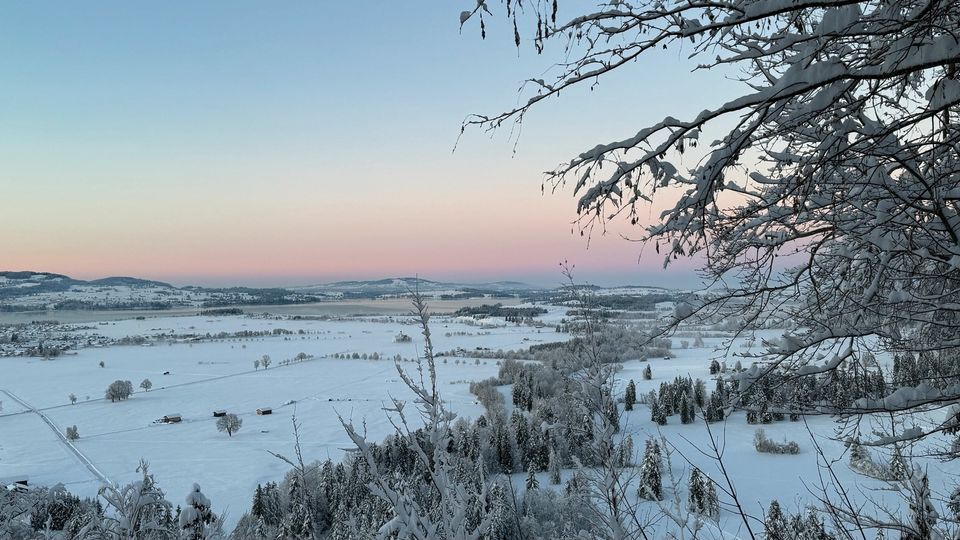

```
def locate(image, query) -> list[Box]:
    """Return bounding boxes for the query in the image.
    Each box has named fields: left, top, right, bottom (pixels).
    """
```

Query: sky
left=0, top=2, right=741, bottom=289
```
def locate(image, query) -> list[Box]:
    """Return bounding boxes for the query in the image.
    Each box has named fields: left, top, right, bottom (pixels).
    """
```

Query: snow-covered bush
left=79, top=460, right=176, bottom=538
left=753, top=429, right=799, bottom=455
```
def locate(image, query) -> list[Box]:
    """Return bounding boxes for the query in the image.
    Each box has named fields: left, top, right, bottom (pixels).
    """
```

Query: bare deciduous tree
left=216, top=413, right=242, bottom=437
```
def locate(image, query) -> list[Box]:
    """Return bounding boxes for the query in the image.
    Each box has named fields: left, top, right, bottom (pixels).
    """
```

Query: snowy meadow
left=4, top=298, right=956, bottom=538
left=0, top=307, right=556, bottom=529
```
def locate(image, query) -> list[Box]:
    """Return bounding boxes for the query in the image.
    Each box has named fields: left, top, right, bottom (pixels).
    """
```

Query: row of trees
left=101, top=378, right=153, bottom=402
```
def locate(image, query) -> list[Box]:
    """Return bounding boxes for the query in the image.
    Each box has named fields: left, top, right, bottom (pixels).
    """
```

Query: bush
left=753, top=429, right=799, bottom=454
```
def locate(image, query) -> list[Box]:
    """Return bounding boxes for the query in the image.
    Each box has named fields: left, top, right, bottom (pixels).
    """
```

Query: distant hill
left=87, top=276, right=174, bottom=288
left=292, top=277, right=540, bottom=298
left=0, top=271, right=680, bottom=312
left=0, top=271, right=322, bottom=311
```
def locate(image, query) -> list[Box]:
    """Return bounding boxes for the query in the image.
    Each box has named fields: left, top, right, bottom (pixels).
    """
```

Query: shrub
left=753, top=429, right=799, bottom=454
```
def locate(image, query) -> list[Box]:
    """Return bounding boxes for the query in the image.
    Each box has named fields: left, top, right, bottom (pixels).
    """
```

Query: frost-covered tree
left=278, top=474, right=313, bottom=540
left=65, top=425, right=79, bottom=441
left=216, top=413, right=242, bottom=437
left=638, top=440, right=662, bottom=501
left=140, top=378, right=152, bottom=392
left=68, top=393, right=77, bottom=405
left=105, top=380, right=133, bottom=402
left=890, top=446, right=909, bottom=481
left=461, top=0, right=960, bottom=448
left=617, top=435, right=634, bottom=468
left=642, top=365, right=651, bottom=381
left=687, top=468, right=706, bottom=516
left=709, top=360, right=721, bottom=376
left=547, top=448, right=561, bottom=485
left=764, top=500, right=789, bottom=540
left=260, top=355, right=271, bottom=369
left=79, top=460, right=175, bottom=538
left=623, top=379, right=636, bottom=411
left=651, top=398, right=667, bottom=426
left=703, top=479, right=719, bottom=520
left=179, top=483, right=218, bottom=540
left=680, top=393, right=693, bottom=425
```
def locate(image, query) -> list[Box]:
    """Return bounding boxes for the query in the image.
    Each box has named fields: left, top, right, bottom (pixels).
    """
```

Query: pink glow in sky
left=0, top=2, right=733, bottom=288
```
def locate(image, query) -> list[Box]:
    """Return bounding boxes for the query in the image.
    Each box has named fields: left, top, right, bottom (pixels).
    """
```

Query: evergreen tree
left=688, top=468, right=706, bottom=515
left=704, top=479, right=719, bottom=519
left=643, top=364, right=652, bottom=380
left=525, top=466, right=539, bottom=491
left=624, top=379, right=636, bottom=411
left=759, top=393, right=773, bottom=424
left=253, top=516, right=268, bottom=540
left=548, top=448, right=561, bottom=485
left=704, top=401, right=715, bottom=423
left=262, top=482, right=282, bottom=526
left=496, top=426, right=515, bottom=472
left=680, top=393, right=693, bottom=424
left=280, top=475, right=314, bottom=540
left=178, top=483, right=215, bottom=540
left=651, top=399, right=667, bottom=426
left=849, top=438, right=869, bottom=466
left=658, top=382, right=673, bottom=415
left=605, top=399, right=620, bottom=433
left=618, top=435, right=634, bottom=467
left=489, top=482, right=515, bottom=540
left=694, top=379, right=706, bottom=408
left=764, top=500, right=789, bottom=540
left=890, top=446, right=908, bottom=481
left=638, top=440, right=663, bottom=501
left=251, top=484, right=265, bottom=520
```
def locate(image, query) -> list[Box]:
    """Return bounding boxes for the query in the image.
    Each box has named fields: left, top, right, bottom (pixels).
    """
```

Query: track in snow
left=0, top=388, right=111, bottom=486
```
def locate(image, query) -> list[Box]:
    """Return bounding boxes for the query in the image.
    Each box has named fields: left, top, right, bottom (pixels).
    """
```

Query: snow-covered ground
left=2, top=308, right=954, bottom=534
left=0, top=312, right=560, bottom=528
left=585, top=334, right=958, bottom=535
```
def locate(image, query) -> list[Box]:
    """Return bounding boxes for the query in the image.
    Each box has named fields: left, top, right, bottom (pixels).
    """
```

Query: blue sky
left=0, top=1, right=740, bottom=288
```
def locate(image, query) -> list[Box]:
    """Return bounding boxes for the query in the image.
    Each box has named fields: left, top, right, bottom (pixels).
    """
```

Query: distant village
left=0, top=319, right=318, bottom=358
left=0, top=321, right=112, bottom=358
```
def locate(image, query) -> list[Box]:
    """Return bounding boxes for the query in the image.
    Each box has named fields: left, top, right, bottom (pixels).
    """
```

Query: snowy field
left=0, top=310, right=560, bottom=527
left=2, top=307, right=955, bottom=535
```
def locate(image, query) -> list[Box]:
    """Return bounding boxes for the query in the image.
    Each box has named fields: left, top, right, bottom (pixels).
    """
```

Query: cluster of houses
left=0, top=322, right=113, bottom=357
left=157, top=407, right=272, bottom=424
